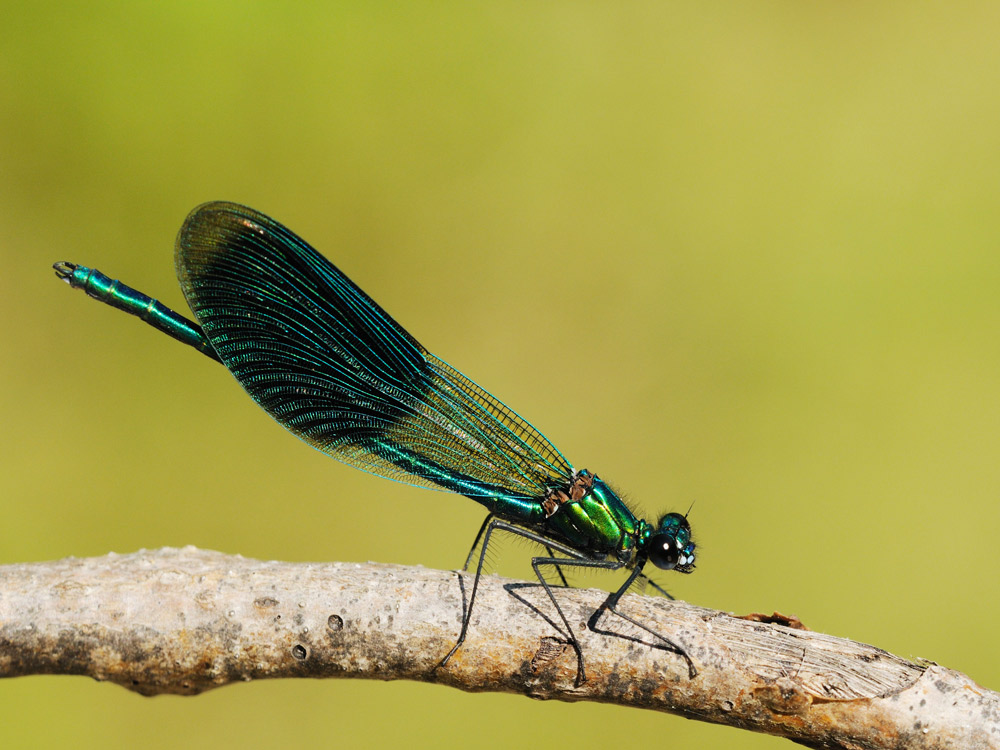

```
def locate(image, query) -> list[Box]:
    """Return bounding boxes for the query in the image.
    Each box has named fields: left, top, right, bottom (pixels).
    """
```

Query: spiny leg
left=443, top=520, right=696, bottom=683
left=639, top=574, right=674, bottom=600
left=441, top=518, right=598, bottom=681
left=463, top=515, right=568, bottom=587
left=597, top=565, right=697, bottom=678
left=442, top=517, right=521, bottom=668
left=488, top=521, right=626, bottom=684
left=544, top=546, right=570, bottom=588
left=526, top=552, right=629, bottom=685
left=462, top=514, right=494, bottom=571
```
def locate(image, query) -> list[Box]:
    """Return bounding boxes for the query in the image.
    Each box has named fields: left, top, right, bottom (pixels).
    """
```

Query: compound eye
left=648, top=534, right=680, bottom=570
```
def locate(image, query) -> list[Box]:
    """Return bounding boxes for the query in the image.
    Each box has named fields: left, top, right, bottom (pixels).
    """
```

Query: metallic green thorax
left=543, top=475, right=643, bottom=560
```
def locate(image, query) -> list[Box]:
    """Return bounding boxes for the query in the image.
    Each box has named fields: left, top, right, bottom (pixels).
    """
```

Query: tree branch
left=0, top=548, right=994, bottom=748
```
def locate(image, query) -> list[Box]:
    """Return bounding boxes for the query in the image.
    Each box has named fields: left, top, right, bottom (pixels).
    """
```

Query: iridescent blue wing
left=175, top=202, right=572, bottom=499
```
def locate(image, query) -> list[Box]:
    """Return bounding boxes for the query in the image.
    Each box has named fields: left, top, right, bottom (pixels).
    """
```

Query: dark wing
left=175, top=202, right=572, bottom=499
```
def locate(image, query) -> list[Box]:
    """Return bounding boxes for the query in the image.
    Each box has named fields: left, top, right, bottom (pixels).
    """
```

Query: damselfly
left=54, top=201, right=697, bottom=683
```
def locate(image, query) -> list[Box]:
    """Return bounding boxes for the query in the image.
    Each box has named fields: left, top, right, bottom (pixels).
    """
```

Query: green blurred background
left=3, top=2, right=998, bottom=748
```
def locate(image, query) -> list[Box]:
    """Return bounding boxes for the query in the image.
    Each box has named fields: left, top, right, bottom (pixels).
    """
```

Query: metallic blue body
left=54, top=201, right=698, bottom=682
left=58, top=203, right=695, bottom=566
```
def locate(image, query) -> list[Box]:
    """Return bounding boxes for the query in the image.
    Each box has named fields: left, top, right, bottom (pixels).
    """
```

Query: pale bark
left=0, top=548, right=995, bottom=749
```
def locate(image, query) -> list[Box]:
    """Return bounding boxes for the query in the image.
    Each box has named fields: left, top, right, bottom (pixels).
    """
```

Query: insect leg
left=441, top=516, right=509, bottom=668
left=527, top=551, right=625, bottom=685
left=599, top=566, right=697, bottom=678
left=440, top=519, right=600, bottom=682
left=462, top=514, right=494, bottom=571
left=545, top=545, right=570, bottom=587
left=639, top=575, right=674, bottom=600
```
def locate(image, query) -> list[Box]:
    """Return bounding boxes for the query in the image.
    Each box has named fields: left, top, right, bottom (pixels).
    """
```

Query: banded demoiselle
left=53, top=201, right=697, bottom=683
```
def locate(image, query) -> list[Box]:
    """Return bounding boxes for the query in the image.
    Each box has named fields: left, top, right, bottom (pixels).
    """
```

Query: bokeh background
left=3, top=3, right=999, bottom=748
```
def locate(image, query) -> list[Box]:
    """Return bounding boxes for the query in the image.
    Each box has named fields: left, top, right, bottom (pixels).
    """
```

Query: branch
left=0, top=548, right=994, bottom=748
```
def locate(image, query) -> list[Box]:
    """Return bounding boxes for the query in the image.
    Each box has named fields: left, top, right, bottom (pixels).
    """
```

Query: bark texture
left=0, top=548, right=996, bottom=749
